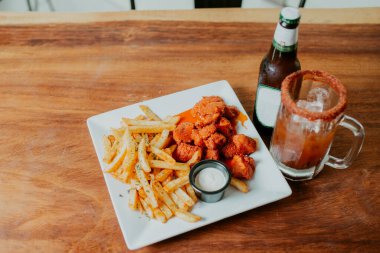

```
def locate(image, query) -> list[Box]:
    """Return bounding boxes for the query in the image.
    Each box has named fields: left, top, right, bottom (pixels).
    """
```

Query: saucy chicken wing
left=191, top=96, right=226, bottom=126
left=191, top=129, right=205, bottom=148
left=174, top=143, right=202, bottom=162
left=199, top=124, right=217, bottom=139
left=216, top=117, right=234, bottom=137
left=173, top=122, right=194, bottom=144
left=222, top=134, right=257, bottom=158
left=224, top=105, right=239, bottom=120
left=229, top=155, right=255, bottom=180
left=204, top=149, right=220, bottom=160
left=204, top=133, right=227, bottom=150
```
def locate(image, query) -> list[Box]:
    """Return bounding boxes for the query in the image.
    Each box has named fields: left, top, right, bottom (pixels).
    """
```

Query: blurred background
left=0, top=0, right=379, bottom=12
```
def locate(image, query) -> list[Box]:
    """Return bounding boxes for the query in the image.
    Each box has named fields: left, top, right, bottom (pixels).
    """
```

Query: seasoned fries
left=186, top=150, right=201, bottom=166
left=102, top=135, right=116, bottom=164
left=150, top=146, right=176, bottom=165
left=139, top=105, right=161, bottom=121
left=123, top=118, right=172, bottom=127
left=136, top=163, right=158, bottom=208
left=118, top=126, right=137, bottom=180
left=159, top=203, right=173, bottom=219
left=129, top=124, right=175, bottom=133
left=105, top=130, right=129, bottom=173
left=128, top=187, right=138, bottom=210
left=149, top=160, right=190, bottom=170
left=138, top=135, right=151, bottom=173
left=152, top=129, right=171, bottom=149
left=175, top=188, right=195, bottom=207
left=156, top=169, right=173, bottom=182
left=103, top=105, right=200, bottom=223
left=185, top=184, right=198, bottom=202
left=230, top=177, right=249, bottom=193
left=170, top=192, right=188, bottom=211
left=175, top=210, right=201, bottom=223
left=163, top=176, right=189, bottom=193
left=163, top=115, right=181, bottom=125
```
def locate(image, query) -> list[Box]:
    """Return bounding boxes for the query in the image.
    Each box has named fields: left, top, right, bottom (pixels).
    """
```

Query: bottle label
left=273, top=23, right=298, bottom=52
left=255, top=84, right=281, bottom=128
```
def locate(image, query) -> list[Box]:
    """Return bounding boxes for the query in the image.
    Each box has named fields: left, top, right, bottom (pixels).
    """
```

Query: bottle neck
left=269, top=44, right=298, bottom=61
left=272, top=22, right=299, bottom=54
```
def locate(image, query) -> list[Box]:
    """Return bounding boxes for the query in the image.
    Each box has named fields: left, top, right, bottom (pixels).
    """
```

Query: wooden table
left=0, top=8, right=379, bottom=253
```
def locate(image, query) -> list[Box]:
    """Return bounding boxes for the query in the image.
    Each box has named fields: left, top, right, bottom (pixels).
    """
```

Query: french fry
left=153, top=181, right=178, bottom=213
left=128, top=186, right=138, bottom=210
left=134, top=180, right=142, bottom=190
left=140, top=197, right=154, bottom=218
left=107, top=135, right=116, bottom=147
left=102, top=135, right=114, bottom=163
left=147, top=133, right=155, bottom=141
left=159, top=203, right=173, bottom=219
left=136, top=197, right=144, bottom=214
left=175, top=188, right=195, bottom=207
left=134, top=115, right=146, bottom=120
left=164, top=144, right=177, bottom=155
left=149, top=160, right=190, bottom=170
left=185, top=184, right=198, bottom=202
left=138, top=188, right=147, bottom=199
left=139, top=105, right=161, bottom=121
left=152, top=129, right=171, bottom=149
left=150, top=146, right=176, bottom=165
left=186, top=150, right=201, bottom=166
left=103, top=135, right=112, bottom=150
left=163, top=176, right=189, bottom=193
left=170, top=192, right=188, bottom=211
left=162, top=175, right=173, bottom=186
left=118, top=126, right=137, bottom=180
left=123, top=119, right=176, bottom=130
left=110, top=127, right=124, bottom=140
left=230, top=177, right=249, bottom=193
left=153, top=208, right=167, bottom=223
left=149, top=133, right=161, bottom=147
left=129, top=125, right=175, bottom=133
left=156, top=169, right=173, bottom=182
left=147, top=152, right=156, bottom=161
left=175, top=169, right=189, bottom=178
left=135, top=163, right=158, bottom=208
left=105, top=128, right=130, bottom=173
left=132, top=133, right=142, bottom=143
left=174, top=210, right=201, bottom=223
left=138, top=135, right=151, bottom=173
left=163, top=115, right=181, bottom=125
left=153, top=167, right=161, bottom=176
left=122, top=118, right=164, bottom=126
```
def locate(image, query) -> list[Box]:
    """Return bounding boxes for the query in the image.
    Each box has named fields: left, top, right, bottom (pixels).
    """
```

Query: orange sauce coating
left=177, top=108, right=248, bottom=127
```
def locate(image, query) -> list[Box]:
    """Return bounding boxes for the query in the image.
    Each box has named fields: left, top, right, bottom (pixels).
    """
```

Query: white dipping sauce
left=195, top=167, right=226, bottom=192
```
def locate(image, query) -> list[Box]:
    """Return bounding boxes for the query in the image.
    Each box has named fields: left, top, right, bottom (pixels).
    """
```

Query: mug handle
left=325, top=115, right=365, bottom=169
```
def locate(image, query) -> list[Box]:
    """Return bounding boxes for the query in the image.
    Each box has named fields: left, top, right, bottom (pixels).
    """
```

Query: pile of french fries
left=102, top=105, right=249, bottom=223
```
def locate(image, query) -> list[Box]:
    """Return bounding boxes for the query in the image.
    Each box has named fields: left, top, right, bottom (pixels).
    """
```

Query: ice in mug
left=269, top=70, right=364, bottom=181
left=271, top=87, right=337, bottom=170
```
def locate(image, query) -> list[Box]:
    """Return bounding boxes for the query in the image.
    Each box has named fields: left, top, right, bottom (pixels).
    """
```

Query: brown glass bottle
left=253, top=7, right=301, bottom=146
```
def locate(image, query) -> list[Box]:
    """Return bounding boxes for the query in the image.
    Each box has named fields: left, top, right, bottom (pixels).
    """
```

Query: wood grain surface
left=0, top=8, right=379, bottom=253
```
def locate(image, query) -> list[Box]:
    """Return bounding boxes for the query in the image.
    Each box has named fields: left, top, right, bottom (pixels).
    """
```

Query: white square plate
left=87, top=80, right=291, bottom=250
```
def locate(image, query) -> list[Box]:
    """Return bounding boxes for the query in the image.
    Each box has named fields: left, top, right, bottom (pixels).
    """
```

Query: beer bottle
left=253, top=7, right=301, bottom=145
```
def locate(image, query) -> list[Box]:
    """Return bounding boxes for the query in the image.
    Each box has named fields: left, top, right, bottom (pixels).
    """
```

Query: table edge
left=0, top=8, right=379, bottom=25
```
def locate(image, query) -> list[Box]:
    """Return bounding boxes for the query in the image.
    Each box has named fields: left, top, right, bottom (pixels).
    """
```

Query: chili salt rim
left=281, top=70, right=347, bottom=121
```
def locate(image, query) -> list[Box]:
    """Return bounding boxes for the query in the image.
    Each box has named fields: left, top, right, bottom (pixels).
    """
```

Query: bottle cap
left=280, top=7, right=301, bottom=25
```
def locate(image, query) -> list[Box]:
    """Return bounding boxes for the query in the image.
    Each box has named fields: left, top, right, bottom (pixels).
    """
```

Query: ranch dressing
left=195, top=167, right=226, bottom=192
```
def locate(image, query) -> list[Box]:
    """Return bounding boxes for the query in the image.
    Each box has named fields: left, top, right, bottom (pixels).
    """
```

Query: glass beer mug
left=270, top=70, right=365, bottom=181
